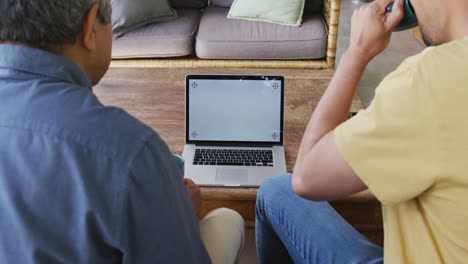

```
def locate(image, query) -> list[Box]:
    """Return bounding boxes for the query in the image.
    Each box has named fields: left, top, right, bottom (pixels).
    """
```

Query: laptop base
left=183, top=144, right=286, bottom=187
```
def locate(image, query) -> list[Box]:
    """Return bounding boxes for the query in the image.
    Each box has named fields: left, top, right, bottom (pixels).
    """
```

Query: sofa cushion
left=111, top=0, right=177, bottom=38
left=211, top=0, right=323, bottom=13
left=170, top=0, right=208, bottom=9
left=112, top=9, right=202, bottom=58
left=227, top=0, right=305, bottom=26
left=195, top=6, right=327, bottom=60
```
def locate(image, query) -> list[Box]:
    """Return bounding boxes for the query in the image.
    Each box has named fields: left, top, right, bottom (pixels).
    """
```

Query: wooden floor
left=94, top=66, right=383, bottom=247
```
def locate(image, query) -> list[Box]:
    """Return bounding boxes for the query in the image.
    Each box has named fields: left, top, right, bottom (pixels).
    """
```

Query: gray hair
left=0, top=0, right=111, bottom=49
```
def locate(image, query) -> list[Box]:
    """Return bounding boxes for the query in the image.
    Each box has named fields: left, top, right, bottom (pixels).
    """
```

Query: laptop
left=182, top=75, right=287, bottom=187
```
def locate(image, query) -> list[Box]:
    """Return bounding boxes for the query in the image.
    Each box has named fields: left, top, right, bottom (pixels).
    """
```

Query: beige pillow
left=227, top=0, right=305, bottom=26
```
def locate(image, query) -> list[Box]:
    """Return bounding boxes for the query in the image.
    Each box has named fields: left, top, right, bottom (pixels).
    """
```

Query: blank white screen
left=188, top=78, right=282, bottom=142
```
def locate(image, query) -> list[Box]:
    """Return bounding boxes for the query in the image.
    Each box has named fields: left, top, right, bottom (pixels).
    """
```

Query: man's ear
left=81, top=3, right=100, bottom=51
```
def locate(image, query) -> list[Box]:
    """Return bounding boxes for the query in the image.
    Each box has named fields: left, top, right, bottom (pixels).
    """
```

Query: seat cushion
left=112, top=9, right=202, bottom=58
left=195, top=6, right=327, bottom=60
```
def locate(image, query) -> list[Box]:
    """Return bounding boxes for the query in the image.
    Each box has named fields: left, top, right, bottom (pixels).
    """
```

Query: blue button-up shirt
left=0, top=44, right=210, bottom=263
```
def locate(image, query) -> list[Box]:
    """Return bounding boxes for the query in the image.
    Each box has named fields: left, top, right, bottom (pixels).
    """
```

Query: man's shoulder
left=1, top=72, right=162, bottom=165
left=377, top=38, right=468, bottom=101
left=401, top=38, right=468, bottom=76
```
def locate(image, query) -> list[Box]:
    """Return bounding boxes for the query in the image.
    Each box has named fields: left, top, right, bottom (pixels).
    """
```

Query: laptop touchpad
left=216, top=168, right=249, bottom=184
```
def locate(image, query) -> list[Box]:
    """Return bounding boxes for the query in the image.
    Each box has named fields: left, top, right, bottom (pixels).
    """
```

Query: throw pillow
left=227, top=0, right=305, bottom=26
left=111, top=0, right=177, bottom=38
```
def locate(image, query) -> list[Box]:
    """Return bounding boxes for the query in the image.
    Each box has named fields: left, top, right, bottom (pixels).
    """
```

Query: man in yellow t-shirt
left=256, top=0, right=468, bottom=263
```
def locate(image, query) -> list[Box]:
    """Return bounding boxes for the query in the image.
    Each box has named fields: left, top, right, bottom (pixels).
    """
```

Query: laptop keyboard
left=193, top=149, right=274, bottom=167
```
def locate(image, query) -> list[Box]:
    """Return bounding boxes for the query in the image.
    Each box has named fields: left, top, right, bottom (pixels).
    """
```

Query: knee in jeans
left=258, top=174, right=291, bottom=198
left=257, top=174, right=292, bottom=210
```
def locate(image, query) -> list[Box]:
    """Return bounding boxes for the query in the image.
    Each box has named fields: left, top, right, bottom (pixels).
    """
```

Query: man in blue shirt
left=0, top=0, right=244, bottom=263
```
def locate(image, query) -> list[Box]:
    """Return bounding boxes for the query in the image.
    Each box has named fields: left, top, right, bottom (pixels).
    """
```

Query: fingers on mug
left=386, top=0, right=418, bottom=31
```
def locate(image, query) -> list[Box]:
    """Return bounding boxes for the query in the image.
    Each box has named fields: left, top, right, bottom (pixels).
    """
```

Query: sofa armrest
left=323, top=0, right=341, bottom=69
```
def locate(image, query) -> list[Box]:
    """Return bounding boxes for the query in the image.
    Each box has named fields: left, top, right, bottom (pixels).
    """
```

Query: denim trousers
left=256, top=174, right=384, bottom=264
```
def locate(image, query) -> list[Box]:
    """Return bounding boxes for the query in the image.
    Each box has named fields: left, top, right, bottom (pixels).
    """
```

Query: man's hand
left=350, top=0, right=404, bottom=62
left=184, top=178, right=203, bottom=217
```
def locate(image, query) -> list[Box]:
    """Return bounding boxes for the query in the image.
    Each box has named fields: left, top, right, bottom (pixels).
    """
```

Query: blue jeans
left=256, top=174, right=383, bottom=264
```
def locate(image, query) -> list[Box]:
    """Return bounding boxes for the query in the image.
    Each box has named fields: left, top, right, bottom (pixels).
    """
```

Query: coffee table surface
left=94, top=67, right=376, bottom=202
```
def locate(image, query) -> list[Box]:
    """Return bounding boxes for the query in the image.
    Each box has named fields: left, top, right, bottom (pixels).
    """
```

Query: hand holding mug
left=349, top=0, right=405, bottom=62
left=386, top=0, right=418, bottom=32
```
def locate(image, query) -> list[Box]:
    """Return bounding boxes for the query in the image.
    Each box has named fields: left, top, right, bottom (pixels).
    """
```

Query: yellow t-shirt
left=335, top=36, right=468, bottom=263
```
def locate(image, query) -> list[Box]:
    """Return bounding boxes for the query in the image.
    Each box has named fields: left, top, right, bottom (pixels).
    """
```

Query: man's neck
left=446, top=2, right=468, bottom=41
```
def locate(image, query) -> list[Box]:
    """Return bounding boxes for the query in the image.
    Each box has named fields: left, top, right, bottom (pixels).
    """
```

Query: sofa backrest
left=304, top=0, right=323, bottom=13
left=209, top=0, right=232, bottom=8
left=210, top=0, right=323, bottom=13
left=170, top=0, right=208, bottom=9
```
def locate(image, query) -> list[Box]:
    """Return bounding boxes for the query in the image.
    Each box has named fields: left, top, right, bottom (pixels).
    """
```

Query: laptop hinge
left=194, top=142, right=277, bottom=148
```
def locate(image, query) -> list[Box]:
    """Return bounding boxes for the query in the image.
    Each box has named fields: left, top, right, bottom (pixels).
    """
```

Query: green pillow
left=227, top=0, right=305, bottom=26
left=111, top=0, right=177, bottom=38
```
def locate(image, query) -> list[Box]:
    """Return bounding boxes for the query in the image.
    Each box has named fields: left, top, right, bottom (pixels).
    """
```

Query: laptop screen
left=186, top=75, right=284, bottom=145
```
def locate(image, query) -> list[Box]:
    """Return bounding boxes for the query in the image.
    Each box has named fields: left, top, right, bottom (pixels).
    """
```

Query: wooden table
left=94, top=67, right=383, bottom=245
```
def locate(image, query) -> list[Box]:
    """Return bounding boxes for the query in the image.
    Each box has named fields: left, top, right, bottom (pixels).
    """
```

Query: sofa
left=111, top=0, right=341, bottom=69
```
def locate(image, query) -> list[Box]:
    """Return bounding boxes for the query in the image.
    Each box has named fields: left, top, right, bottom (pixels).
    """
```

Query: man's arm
left=185, top=178, right=203, bottom=218
left=292, top=0, right=405, bottom=201
left=119, top=135, right=210, bottom=263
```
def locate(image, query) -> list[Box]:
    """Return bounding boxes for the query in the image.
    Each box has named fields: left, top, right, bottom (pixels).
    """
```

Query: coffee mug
left=386, top=0, right=418, bottom=31
left=173, top=153, right=185, bottom=176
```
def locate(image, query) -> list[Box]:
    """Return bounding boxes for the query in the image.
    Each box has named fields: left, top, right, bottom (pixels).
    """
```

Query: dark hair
left=0, top=0, right=111, bottom=49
